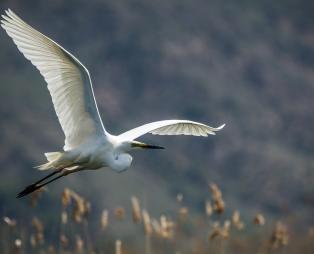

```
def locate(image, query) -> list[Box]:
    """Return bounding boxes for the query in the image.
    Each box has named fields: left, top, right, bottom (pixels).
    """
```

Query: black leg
left=15, top=170, right=59, bottom=198
left=32, top=170, right=60, bottom=186
left=17, top=171, right=66, bottom=198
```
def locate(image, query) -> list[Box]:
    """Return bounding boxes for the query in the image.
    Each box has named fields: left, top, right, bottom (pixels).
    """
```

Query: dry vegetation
left=2, top=183, right=313, bottom=254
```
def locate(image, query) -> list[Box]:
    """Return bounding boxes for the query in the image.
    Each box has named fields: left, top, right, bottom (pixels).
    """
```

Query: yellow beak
left=131, top=141, right=164, bottom=149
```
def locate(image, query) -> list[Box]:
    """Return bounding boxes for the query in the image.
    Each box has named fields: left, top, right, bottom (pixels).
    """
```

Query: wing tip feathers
left=216, top=123, right=226, bottom=130
left=1, top=9, right=13, bottom=25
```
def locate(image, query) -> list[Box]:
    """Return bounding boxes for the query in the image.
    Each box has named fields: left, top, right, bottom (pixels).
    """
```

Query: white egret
left=1, top=9, right=225, bottom=198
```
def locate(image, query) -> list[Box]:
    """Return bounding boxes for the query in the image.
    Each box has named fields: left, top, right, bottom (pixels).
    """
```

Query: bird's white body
left=46, top=134, right=133, bottom=173
left=1, top=9, right=225, bottom=196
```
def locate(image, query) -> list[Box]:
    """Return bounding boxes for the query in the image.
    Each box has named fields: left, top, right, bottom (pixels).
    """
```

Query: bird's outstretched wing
left=1, top=9, right=106, bottom=150
left=118, top=120, right=225, bottom=140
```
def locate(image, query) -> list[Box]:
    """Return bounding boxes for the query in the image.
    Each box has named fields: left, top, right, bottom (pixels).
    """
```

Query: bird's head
left=110, top=140, right=164, bottom=173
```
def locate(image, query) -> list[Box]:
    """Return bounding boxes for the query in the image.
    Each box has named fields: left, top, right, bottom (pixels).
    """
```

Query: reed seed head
left=131, top=196, right=142, bottom=223
left=114, top=207, right=125, bottom=220
left=253, top=213, right=265, bottom=226
left=205, top=200, right=213, bottom=217
left=115, top=239, right=122, bottom=254
left=178, top=207, right=189, bottom=219
left=142, top=209, right=153, bottom=236
left=61, top=211, right=68, bottom=225
left=75, top=235, right=84, bottom=254
left=232, top=210, right=245, bottom=230
left=269, top=221, right=289, bottom=249
left=176, top=193, right=183, bottom=203
left=32, top=217, right=43, bottom=232
left=31, top=217, right=44, bottom=245
left=65, top=189, right=91, bottom=223
left=61, top=188, right=71, bottom=208
left=209, top=221, right=230, bottom=240
left=14, top=238, right=22, bottom=251
left=101, top=209, right=109, bottom=231
left=210, top=183, right=225, bottom=214
left=3, top=216, right=16, bottom=227
left=160, top=215, right=175, bottom=239
left=152, top=218, right=162, bottom=237
left=60, top=234, right=69, bottom=249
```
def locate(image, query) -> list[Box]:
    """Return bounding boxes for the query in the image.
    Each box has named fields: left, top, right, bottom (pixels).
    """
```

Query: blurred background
left=0, top=0, right=313, bottom=253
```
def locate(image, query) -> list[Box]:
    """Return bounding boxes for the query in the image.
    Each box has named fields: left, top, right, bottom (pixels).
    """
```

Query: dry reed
left=131, top=196, right=142, bottom=223
left=101, top=209, right=109, bottom=231
left=210, top=183, right=225, bottom=214
left=115, top=239, right=122, bottom=254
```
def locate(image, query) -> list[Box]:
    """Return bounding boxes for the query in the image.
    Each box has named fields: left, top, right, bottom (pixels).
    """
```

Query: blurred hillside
left=0, top=0, right=314, bottom=232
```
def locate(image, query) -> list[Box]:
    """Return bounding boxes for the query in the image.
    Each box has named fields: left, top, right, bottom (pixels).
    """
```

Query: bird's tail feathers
left=45, top=152, right=63, bottom=162
left=35, top=152, right=63, bottom=170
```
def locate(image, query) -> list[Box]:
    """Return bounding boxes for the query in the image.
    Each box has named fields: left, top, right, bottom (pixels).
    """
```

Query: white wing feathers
left=1, top=9, right=106, bottom=150
left=119, top=120, right=225, bottom=141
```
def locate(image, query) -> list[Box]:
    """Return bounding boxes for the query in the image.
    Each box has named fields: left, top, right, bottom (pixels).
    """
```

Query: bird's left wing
left=1, top=9, right=107, bottom=150
left=118, top=120, right=225, bottom=141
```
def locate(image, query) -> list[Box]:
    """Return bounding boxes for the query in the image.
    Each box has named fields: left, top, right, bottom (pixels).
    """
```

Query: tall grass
left=1, top=183, right=313, bottom=254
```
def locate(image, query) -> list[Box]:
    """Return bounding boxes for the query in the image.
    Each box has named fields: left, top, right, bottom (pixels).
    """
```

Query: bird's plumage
left=1, top=9, right=106, bottom=151
left=1, top=9, right=225, bottom=198
left=119, top=120, right=225, bottom=140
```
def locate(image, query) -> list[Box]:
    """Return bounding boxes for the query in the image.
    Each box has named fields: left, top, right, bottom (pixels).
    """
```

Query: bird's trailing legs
left=17, top=168, right=67, bottom=198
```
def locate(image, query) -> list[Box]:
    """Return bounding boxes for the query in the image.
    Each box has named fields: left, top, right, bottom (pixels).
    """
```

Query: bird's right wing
left=118, top=120, right=225, bottom=141
left=1, top=9, right=107, bottom=150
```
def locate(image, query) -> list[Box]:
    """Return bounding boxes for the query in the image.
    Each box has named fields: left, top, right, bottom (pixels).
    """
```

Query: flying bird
left=1, top=9, right=225, bottom=198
